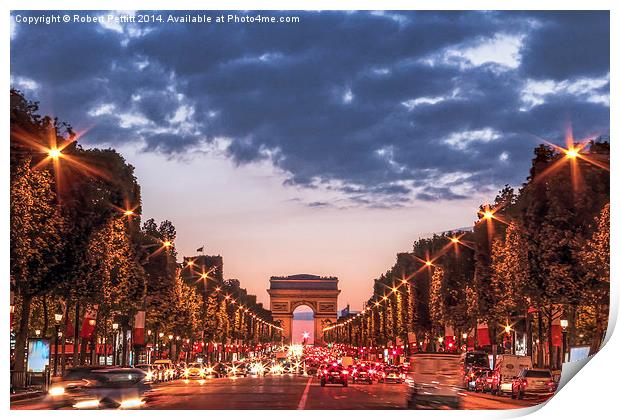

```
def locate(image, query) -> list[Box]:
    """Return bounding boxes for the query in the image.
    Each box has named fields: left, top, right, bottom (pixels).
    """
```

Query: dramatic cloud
left=10, top=10, right=609, bottom=206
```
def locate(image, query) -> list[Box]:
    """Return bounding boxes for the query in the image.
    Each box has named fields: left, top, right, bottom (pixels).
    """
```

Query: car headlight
left=120, top=398, right=145, bottom=409
left=73, top=399, right=100, bottom=409
left=49, top=386, right=65, bottom=396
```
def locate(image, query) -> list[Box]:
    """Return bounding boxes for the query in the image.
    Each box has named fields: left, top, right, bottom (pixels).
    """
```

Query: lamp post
left=462, top=332, right=468, bottom=352
left=168, top=334, right=174, bottom=360
left=147, top=330, right=152, bottom=363
left=158, top=332, right=164, bottom=358
left=560, top=319, right=569, bottom=364
left=53, top=312, right=63, bottom=376
left=504, top=325, right=514, bottom=354
left=112, top=323, right=119, bottom=365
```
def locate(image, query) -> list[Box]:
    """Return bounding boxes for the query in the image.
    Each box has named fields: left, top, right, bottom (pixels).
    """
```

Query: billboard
left=27, top=338, right=50, bottom=373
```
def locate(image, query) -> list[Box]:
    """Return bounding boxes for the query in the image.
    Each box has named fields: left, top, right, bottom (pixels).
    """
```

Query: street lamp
left=53, top=312, right=63, bottom=376
left=560, top=319, right=569, bottom=364
left=35, top=329, right=41, bottom=337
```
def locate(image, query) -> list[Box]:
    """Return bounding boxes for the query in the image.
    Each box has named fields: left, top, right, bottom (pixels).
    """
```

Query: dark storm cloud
left=10, top=10, right=610, bottom=205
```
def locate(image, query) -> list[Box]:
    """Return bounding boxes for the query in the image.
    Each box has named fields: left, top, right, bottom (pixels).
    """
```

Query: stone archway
left=267, top=274, right=340, bottom=345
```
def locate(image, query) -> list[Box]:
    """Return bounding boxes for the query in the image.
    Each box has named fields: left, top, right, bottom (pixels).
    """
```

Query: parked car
left=491, top=355, right=533, bottom=396
left=319, top=363, right=349, bottom=387
left=511, top=368, right=556, bottom=399
left=475, top=370, right=494, bottom=393
left=406, top=353, right=462, bottom=409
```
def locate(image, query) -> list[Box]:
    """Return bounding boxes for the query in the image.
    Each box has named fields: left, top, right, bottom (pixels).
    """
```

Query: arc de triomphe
left=267, top=274, right=340, bottom=345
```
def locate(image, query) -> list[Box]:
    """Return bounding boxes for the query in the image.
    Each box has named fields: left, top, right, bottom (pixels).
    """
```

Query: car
left=475, top=370, right=494, bottom=393
left=47, top=367, right=151, bottom=409
left=381, top=366, right=405, bottom=384
left=369, top=363, right=384, bottom=381
left=464, top=366, right=490, bottom=391
left=351, top=364, right=373, bottom=384
left=175, top=362, right=187, bottom=377
left=406, top=353, right=462, bottom=409
left=319, top=363, right=349, bottom=387
left=491, top=355, right=533, bottom=396
left=153, top=360, right=177, bottom=381
left=227, top=363, right=248, bottom=377
left=466, top=367, right=490, bottom=391
left=134, top=364, right=160, bottom=384
left=183, top=362, right=206, bottom=379
left=206, top=363, right=229, bottom=378
left=511, top=368, right=556, bottom=400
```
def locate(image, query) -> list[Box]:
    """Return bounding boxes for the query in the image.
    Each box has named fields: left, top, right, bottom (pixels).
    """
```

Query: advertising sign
left=27, top=338, right=50, bottom=373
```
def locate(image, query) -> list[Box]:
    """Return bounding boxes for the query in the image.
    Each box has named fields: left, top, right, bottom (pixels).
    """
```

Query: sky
left=10, top=11, right=610, bottom=310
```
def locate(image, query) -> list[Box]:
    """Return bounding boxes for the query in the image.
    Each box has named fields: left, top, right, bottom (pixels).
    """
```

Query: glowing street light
left=425, top=260, right=433, bottom=267
left=48, top=148, right=62, bottom=159
left=565, top=148, right=579, bottom=159
left=162, top=240, right=172, bottom=248
left=504, top=325, right=512, bottom=334
left=450, top=237, right=460, bottom=244
left=123, top=209, right=135, bottom=216
left=302, top=332, right=310, bottom=339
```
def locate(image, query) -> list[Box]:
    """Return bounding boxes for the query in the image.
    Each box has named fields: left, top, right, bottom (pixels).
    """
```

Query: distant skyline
left=10, top=11, right=609, bottom=310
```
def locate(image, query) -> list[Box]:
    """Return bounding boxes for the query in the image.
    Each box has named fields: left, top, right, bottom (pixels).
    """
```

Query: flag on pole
left=196, top=246, right=204, bottom=253
left=133, top=310, right=146, bottom=345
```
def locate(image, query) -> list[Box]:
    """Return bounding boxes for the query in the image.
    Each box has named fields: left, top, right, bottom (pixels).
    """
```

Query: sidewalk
left=10, top=389, right=46, bottom=402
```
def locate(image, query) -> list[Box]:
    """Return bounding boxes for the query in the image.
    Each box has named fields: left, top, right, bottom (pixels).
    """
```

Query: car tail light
left=323, top=370, right=328, bottom=374
left=382, top=372, right=386, bottom=377
left=400, top=374, right=405, bottom=379
left=342, top=370, right=349, bottom=375
left=522, top=380, right=528, bottom=388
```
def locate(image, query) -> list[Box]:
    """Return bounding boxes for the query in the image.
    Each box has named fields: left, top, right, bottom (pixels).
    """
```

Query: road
left=11, top=375, right=549, bottom=410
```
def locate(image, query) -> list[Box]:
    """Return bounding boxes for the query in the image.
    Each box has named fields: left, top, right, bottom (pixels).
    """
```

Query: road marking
left=297, top=377, right=312, bottom=410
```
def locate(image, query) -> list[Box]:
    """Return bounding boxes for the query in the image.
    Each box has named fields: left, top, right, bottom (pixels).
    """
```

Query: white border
left=2, top=2, right=617, bottom=420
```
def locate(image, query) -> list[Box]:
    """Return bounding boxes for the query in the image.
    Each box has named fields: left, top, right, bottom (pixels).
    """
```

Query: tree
left=10, top=159, right=65, bottom=372
left=578, top=203, right=610, bottom=354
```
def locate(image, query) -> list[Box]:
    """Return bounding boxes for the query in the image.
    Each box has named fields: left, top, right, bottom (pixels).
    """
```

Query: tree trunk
left=526, top=310, right=533, bottom=358
left=79, top=337, right=87, bottom=365
left=73, top=300, right=80, bottom=367
left=42, top=295, right=49, bottom=339
left=13, top=294, right=33, bottom=373
left=547, top=308, right=554, bottom=369
left=589, top=304, right=605, bottom=356
left=60, top=296, right=71, bottom=375
left=537, top=311, right=544, bottom=367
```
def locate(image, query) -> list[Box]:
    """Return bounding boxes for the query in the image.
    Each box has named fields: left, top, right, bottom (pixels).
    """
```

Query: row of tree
left=10, top=89, right=280, bottom=373
left=325, top=138, right=609, bottom=368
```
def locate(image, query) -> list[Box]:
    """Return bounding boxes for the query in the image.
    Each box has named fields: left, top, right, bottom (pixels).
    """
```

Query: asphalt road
left=11, top=375, right=550, bottom=410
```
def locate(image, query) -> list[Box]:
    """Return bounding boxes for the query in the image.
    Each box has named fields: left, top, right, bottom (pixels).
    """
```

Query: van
left=491, top=355, right=532, bottom=395
left=406, top=353, right=462, bottom=409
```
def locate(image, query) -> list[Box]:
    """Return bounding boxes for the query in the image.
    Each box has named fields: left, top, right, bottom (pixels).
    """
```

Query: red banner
left=64, top=318, right=75, bottom=338
left=133, top=311, right=146, bottom=345
left=477, top=323, right=491, bottom=346
left=80, top=305, right=98, bottom=339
